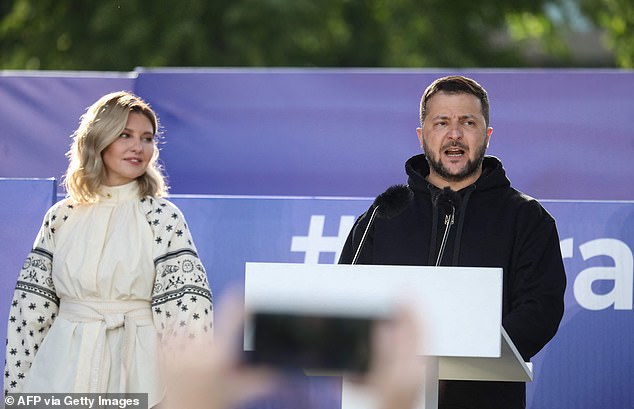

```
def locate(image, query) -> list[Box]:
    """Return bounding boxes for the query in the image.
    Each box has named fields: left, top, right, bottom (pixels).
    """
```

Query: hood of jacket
left=401, top=154, right=513, bottom=266
left=405, top=154, right=511, bottom=195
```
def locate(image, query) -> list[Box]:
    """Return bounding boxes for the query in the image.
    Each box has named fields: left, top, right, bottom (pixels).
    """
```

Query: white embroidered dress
left=5, top=182, right=213, bottom=407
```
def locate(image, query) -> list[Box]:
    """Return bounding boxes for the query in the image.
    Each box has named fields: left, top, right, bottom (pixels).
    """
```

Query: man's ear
left=416, top=128, right=424, bottom=148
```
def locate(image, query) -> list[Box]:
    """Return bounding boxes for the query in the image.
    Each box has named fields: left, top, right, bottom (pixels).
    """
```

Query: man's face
left=417, top=91, right=493, bottom=188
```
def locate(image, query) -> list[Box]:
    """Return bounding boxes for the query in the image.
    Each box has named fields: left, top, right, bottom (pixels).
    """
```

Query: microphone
left=374, top=184, right=415, bottom=220
left=351, top=185, right=413, bottom=264
left=432, top=186, right=461, bottom=215
left=432, top=187, right=461, bottom=266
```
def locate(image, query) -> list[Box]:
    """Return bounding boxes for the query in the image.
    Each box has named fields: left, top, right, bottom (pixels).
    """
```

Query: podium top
left=244, top=262, right=503, bottom=359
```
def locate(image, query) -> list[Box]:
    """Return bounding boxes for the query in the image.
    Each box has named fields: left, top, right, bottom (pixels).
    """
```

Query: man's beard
left=423, top=140, right=487, bottom=183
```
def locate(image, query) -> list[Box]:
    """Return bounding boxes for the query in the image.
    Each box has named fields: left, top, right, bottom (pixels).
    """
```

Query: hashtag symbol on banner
left=291, top=215, right=356, bottom=264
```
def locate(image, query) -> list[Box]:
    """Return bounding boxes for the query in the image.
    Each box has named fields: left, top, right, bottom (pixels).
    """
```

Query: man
left=339, top=75, right=566, bottom=409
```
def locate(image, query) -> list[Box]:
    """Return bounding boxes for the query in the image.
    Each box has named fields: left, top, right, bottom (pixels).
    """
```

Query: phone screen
left=247, top=312, right=375, bottom=373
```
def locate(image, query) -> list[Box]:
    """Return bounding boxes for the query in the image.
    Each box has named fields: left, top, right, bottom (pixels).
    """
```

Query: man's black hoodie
left=339, top=154, right=566, bottom=409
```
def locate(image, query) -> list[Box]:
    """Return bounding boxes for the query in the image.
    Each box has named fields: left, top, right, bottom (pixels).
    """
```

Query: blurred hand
left=348, top=304, right=426, bottom=409
left=161, top=293, right=425, bottom=409
left=160, top=289, right=279, bottom=409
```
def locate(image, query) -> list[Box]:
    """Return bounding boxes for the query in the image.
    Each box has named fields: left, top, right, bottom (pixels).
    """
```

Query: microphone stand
left=435, top=206, right=455, bottom=266
left=351, top=205, right=381, bottom=265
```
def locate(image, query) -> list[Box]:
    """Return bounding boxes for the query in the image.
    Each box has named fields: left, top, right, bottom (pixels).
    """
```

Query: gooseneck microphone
left=432, top=187, right=462, bottom=266
left=351, top=184, right=414, bottom=265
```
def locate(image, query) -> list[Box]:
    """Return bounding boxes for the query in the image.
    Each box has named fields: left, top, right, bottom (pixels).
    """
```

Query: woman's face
left=102, top=112, right=155, bottom=186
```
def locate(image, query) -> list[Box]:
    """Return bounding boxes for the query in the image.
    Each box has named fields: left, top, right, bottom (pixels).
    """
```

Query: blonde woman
left=4, top=91, right=213, bottom=407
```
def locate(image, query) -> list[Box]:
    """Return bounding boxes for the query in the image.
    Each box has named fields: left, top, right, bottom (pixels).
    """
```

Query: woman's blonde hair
left=63, top=91, right=168, bottom=203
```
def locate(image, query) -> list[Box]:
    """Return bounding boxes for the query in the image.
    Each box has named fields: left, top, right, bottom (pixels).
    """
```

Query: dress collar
left=98, top=181, right=140, bottom=203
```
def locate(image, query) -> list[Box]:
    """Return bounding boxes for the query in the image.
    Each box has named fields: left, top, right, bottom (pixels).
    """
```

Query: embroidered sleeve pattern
left=143, top=198, right=213, bottom=343
left=4, top=202, right=72, bottom=395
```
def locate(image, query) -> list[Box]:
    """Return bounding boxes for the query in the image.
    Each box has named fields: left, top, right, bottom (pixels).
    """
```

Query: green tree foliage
left=0, top=0, right=629, bottom=70
left=580, top=0, right=634, bottom=67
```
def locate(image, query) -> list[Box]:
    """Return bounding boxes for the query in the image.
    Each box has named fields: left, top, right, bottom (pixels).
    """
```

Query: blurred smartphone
left=245, top=311, right=377, bottom=374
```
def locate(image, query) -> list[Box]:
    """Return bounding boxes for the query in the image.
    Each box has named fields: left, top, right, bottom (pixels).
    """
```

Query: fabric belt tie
left=58, top=299, right=153, bottom=393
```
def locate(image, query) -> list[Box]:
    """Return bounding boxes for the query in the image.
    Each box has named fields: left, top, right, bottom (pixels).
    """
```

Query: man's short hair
left=420, top=75, right=490, bottom=127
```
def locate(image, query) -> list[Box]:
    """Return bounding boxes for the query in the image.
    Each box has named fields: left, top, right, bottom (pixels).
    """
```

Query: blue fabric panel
left=0, top=178, right=57, bottom=353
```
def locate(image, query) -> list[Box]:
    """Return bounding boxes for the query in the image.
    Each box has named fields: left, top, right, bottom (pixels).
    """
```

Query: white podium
left=244, top=262, right=532, bottom=409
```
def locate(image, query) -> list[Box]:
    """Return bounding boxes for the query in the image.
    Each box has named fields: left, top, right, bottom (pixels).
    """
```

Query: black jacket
left=339, top=154, right=566, bottom=409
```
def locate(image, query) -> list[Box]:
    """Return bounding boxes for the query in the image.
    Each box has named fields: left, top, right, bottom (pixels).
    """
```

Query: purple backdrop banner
left=0, top=73, right=136, bottom=186
left=1, top=69, right=633, bottom=199
left=2, top=178, right=632, bottom=409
